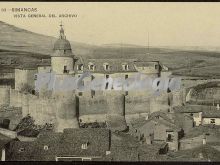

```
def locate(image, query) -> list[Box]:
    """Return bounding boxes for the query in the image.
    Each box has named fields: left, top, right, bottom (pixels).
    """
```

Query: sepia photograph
left=0, top=2, right=220, bottom=162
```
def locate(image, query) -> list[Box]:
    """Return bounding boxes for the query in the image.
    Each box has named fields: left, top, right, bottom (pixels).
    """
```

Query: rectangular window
left=167, top=134, right=173, bottom=142
left=34, top=74, right=37, bottom=80
left=155, top=64, right=159, bottom=70
left=63, top=66, right=69, bottom=73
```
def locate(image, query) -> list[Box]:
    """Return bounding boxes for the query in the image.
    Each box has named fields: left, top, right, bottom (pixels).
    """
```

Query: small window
left=90, top=65, right=94, bottom=70
left=106, top=75, right=109, bottom=79
left=81, top=142, right=89, bottom=150
left=44, top=145, right=49, bottom=150
left=34, top=74, right=37, bottom=80
left=63, top=66, right=69, bottom=73
left=125, top=75, right=128, bottom=79
left=125, top=64, right=129, bottom=70
left=167, top=134, right=173, bottom=142
left=122, top=64, right=129, bottom=71
left=77, top=64, right=83, bottom=71
left=155, top=64, right=159, bottom=70
left=19, top=148, right=25, bottom=152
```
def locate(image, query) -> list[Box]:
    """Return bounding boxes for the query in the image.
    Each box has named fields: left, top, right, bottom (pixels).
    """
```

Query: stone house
left=202, top=110, right=220, bottom=125
left=173, top=105, right=205, bottom=126
left=129, top=112, right=182, bottom=151
left=173, top=105, right=220, bottom=127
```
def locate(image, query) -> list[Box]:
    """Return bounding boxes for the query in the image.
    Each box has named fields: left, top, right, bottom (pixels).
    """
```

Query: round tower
left=51, top=23, right=74, bottom=74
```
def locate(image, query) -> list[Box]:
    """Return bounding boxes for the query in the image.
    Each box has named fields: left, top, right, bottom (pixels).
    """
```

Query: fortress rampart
left=0, top=85, right=188, bottom=132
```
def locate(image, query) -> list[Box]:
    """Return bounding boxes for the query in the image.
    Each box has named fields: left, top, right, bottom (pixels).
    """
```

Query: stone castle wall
left=78, top=91, right=125, bottom=123
left=2, top=87, right=179, bottom=132
left=149, top=92, right=170, bottom=113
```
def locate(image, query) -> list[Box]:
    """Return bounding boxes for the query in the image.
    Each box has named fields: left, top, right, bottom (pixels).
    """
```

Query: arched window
left=77, top=64, right=83, bottom=71
left=122, top=63, right=129, bottom=71
left=88, top=62, right=95, bottom=71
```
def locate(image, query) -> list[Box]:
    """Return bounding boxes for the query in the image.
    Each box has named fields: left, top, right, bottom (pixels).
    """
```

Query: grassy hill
left=0, top=21, right=97, bottom=56
left=0, top=21, right=220, bottom=78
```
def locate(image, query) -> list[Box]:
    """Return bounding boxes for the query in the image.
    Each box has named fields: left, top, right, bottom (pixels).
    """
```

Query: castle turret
left=51, top=23, right=74, bottom=74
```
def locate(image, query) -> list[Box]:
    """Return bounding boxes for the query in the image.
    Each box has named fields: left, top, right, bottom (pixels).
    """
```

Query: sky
left=1, top=2, right=220, bottom=47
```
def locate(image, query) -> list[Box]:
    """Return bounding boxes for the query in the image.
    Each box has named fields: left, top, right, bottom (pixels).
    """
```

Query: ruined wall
left=0, top=87, right=10, bottom=106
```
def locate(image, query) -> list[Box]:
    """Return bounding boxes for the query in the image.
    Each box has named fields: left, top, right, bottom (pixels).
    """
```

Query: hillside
left=0, top=21, right=97, bottom=56
left=0, top=21, right=220, bottom=78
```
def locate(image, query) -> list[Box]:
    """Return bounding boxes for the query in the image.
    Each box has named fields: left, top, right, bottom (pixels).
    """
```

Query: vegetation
left=15, top=115, right=54, bottom=137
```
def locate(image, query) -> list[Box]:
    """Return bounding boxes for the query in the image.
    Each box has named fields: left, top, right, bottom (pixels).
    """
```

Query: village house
left=173, top=105, right=220, bottom=127
left=202, top=110, right=220, bottom=125
left=129, top=111, right=183, bottom=151
left=179, top=125, right=220, bottom=150
left=167, top=144, right=220, bottom=161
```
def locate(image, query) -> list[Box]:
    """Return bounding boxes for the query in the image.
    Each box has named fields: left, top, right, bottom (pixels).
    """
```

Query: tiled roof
left=9, top=128, right=110, bottom=161
left=173, top=105, right=217, bottom=113
left=59, top=128, right=110, bottom=157
left=111, top=132, right=139, bottom=148
left=105, top=132, right=139, bottom=161
left=76, top=58, right=138, bottom=73
left=202, top=110, right=220, bottom=118
left=182, top=125, right=220, bottom=139
left=106, top=115, right=127, bottom=132
left=130, top=117, right=148, bottom=129
left=167, top=144, right=220, bottom=161
left=149, top=111, right=174, bottom=123
left=133, top=61, right=159, bottom=67
left=131, top=111, right=181, bottom=132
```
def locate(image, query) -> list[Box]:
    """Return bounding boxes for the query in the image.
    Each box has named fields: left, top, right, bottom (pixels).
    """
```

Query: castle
left=0, top=24, right=187, bottom=132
